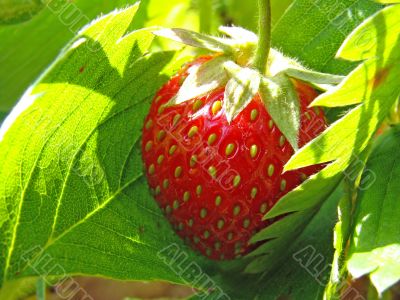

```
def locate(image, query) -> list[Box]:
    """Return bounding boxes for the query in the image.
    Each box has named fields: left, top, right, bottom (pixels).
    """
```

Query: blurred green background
left=0, top=0, right=292, bottom=119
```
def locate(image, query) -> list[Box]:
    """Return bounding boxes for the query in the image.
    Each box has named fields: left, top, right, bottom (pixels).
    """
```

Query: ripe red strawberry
left=141, top=56, right=327, bottom=260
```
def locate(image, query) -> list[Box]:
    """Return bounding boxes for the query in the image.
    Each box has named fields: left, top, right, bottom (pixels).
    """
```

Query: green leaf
left=375, top=0, right=400, bottom=3
left=260, top=74, right=300, bottom=150
left=223, top=61, right=261, bottom=122
left=348, top=126, right=400, bottom=294
left=253, top=186, right=342, bottom=299
left=244, top=160, right=344, bottom=274
left=323, top=152, right=371, bottom=299
left=245, top=2, right=400, bottom=289
left=221, top=0, right=293, bottom=32
left=234, top=7, right=400, bottom=272
left=0, top=278, right=37, bottom=300
left=0, top=5, right=210, bottom=291
left=271, top=7, right=400, bottom=284
left=0, top=0, right=141, bottom=111
left=285, top=3, right=400, bottom=172
left=200, top=184, right=343, bottom=300
left=272, top=0, right=383, bottom=74
left=0, top=0, right=45, bottom=25
left=2, top=0, right=193, bottom=112
left=0, top=111, right=7, bottom=126
left=312, top=3, right=400, bottom=107
left=323, top=194, right=352, bottom=299
left=244, top=148, right=368, bottom=280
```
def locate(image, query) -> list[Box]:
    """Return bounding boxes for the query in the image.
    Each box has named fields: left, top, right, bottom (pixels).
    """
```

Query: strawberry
left=141, top=55, right=327, bottom=260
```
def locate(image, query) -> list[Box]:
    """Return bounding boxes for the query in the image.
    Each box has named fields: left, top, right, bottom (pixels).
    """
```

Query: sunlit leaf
left=375, top=0, right=400, bottom=3
left=244, top=2, right=399, bottom=290
left=0, top=111, right=7, bottom=126
left=348, top=126, right=400, bottom=294
left=285, top=4, right=400, bottom=171
left=323, top=152, right=370, bottom=299
left=272, top=0, right=383, bottom=74
left=0, top=0, right=140, bottom=111
left=200, top=185, right=343, bottom=300
left=0, top=6, right=211, bottom=295
left=0, top=0, right=198, bottom=112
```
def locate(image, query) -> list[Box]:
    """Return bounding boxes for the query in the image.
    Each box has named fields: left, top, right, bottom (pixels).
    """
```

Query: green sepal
left=153, top=27, right=346, bottom=151
left=283, top=68, right=344, bottom=84
left=282, top=68, right=344, bottom=91
left=218, top=25, right=258, bottom=43
left=223, top=61, right=261, bottom=122
left=166, top=56, right=231, bottom=106
left=260, top=74, right=301, bottom=150
left=154, top=26, right=258, bottom=67
left=153, top=28, right=234, bottom=53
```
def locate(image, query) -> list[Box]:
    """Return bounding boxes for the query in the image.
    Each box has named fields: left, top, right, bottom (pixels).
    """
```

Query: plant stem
left=253, top=0, right=271, bottom=74
left=199, top=0, right=212, bottom=33
left=36, top=278, right=46, bottom=300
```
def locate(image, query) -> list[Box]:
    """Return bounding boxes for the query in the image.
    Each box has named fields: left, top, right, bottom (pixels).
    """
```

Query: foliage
left=0, top=6, right=215, bottom=299
left=0, top=0, right=136, bottom=111
left=0, top=0, right=198, bottom=112
left=348, top=126, right=400, bottom=294
left=0, top=0, right=45, bottom=25
left=272, top=0, right=383, bottom=75
left=0, top=0, right=399, bottom=299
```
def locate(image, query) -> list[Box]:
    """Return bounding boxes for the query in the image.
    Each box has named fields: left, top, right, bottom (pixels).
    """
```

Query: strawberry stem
left=253, top=0, right=271, bottom=74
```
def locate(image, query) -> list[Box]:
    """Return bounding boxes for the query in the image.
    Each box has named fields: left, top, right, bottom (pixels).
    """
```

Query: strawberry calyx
left=153, top=26, right=344, bottom=149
